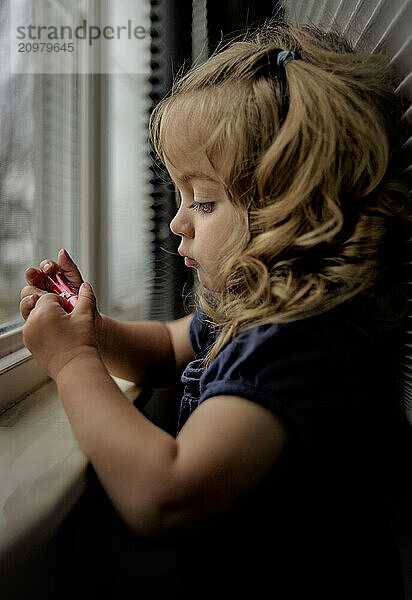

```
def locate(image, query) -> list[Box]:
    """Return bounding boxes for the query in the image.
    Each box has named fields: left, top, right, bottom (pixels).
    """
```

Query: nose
left=170, top=206, right=194, bottom=238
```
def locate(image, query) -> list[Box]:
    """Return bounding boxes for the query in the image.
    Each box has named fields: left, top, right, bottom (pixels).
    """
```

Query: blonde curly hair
left=149, top=19, right=410, bottom=366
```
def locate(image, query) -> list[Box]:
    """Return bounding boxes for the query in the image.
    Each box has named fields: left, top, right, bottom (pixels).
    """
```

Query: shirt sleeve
left=197, top=316, right=354, bottom=446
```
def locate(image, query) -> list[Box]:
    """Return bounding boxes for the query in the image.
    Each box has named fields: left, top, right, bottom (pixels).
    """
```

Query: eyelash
left=188, top=201, right=215, bottom=214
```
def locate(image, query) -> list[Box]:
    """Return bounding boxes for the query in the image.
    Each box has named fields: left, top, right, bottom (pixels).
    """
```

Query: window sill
left=0, top=374, right=139, bottom=572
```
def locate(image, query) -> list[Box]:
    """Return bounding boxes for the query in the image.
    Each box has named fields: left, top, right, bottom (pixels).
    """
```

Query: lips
left=184, top=257, right=197, bottom=267
left=178, top=249, right=198, bottom=267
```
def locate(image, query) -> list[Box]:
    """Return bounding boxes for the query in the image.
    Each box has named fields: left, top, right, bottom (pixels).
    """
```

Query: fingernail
left=42, top=263, right=52, bottom=272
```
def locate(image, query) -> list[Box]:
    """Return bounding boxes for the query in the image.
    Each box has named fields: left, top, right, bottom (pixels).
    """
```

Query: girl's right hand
left=20, top=249, right=105, bottom=359
left=20, top=248, right=84, bottom=321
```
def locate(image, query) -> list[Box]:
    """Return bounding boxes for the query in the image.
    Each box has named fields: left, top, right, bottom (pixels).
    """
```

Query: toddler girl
left=20, top=19, right=412, bottom=600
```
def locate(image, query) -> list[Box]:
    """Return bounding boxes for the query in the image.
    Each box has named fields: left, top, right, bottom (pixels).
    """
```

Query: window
left=0, top=0, right=153, bottom=410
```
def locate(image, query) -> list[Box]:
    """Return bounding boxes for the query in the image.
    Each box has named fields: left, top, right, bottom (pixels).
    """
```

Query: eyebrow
left=173, top=172, right=220, bottom=184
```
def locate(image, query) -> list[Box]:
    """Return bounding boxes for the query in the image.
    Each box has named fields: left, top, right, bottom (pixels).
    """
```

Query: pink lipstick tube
left=43, top=272, right=79, bottom=312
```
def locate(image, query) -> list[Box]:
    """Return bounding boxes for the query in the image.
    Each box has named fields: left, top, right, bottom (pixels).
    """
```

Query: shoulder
left=204, top=308, right=340, bottom=383
left=193, top=300, right=390, bottom=395
left=198, top=311, right=328, bottom=396
left=197, top=303, right=386, bottom=431
left=205, top=300, right=385, bottom=374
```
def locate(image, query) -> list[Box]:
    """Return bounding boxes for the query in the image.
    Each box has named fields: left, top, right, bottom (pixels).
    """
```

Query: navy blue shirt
left=176, top=303, right=412, bottom=599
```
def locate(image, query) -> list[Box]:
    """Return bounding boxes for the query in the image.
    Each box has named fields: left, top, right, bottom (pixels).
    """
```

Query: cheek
left=213, top=212, right=248, bottom=260
left=202, top=222, right=234, bottom=262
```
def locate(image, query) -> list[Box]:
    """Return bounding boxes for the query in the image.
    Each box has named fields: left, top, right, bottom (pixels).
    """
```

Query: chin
left=197, top=272, right=213, bottom=291
left=197, top=274, right=221, bottom=293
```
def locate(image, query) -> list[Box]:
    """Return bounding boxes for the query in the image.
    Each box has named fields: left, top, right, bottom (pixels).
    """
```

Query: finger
left=34, top=291, right=66, bottom=312
left=56, top=249, right=83, bottom=287
left=20, top=292, right=46, bottom=320
left=39, top=259, right=58, bottom=275
left=25, top=267, right=48, bottom=288
left=55, top=293, right=72, bottom=313
left=21, top=285, right=47, bottom=300
left=35, top=292, right=72, bottom=312
left=73, top=281, right=96, bottom=314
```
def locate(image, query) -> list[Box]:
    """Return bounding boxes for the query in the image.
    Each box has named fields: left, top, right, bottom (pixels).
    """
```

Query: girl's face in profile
left=166, top=144, right=238, bottom=292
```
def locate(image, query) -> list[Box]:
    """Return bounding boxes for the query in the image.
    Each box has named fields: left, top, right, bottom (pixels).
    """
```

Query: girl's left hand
left=22, top=282, right=101, bottom=381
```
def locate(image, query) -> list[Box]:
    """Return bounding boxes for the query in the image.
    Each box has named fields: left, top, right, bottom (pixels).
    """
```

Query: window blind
left=0, top=0, right=82, bottom=331
left=192, top=0, right=208, bottom=66
left=148, top=0, right=194, bottom=321
left=0, top=0, right=155, bottom=331
left=103, top=0, right=153, bottom=321
left=283, top=0, right=412, bottom=426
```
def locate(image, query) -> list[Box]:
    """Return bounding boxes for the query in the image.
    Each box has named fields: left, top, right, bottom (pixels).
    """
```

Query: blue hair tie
left=277, top=50, right=295, bottom=67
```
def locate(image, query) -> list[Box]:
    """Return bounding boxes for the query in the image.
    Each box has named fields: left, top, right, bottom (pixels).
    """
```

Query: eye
left=189, top=201, right=215, bottom=214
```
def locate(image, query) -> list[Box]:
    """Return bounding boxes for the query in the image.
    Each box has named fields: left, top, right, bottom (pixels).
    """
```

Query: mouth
left=184, top=257, right=197, bottom=267
left=178, top=249, right=198, bottom=268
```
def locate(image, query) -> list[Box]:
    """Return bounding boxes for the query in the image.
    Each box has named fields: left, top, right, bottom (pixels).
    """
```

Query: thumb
left=57, top=248, right=83, bottom=288
left=73, top=282, right=96, bottom=313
